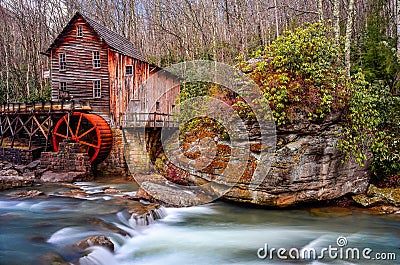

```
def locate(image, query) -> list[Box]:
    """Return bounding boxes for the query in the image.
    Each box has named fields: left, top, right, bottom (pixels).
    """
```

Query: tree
left=345, top=0, right=356, bottom=77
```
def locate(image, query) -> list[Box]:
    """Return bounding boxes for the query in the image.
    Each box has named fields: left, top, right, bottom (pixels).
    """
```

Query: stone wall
left=40, top=141, right=91, bottom=173
left=96, top=128, right=129, bottom=177
left=0, top=147, right=42, bottom=164
left=122, top=128, right=162, bottom=175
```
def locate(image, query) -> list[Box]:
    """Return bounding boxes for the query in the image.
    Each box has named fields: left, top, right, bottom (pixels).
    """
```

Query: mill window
left=93, top=51, right=100, bottom=68
left=59, top=82, right=68, bottom=99
left=126, top=65, right=133, bottom=75
left=93, top=80, right=101, bottom=98
left=77, top=25, right=83, bottom=37
left=59, top=53, right=66, bottom=71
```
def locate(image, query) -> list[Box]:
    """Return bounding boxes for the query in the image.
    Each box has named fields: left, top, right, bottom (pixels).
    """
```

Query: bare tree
left=333, top=0, right=341, bottom=45
left=345, top=0, right=356, bottom=77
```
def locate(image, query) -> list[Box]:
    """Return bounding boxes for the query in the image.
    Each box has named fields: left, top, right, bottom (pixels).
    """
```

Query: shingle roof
left=46, top=12, right=147, bottom=62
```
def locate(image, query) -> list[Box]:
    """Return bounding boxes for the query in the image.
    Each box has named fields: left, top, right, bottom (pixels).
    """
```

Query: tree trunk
left=274, top=0, right=279, bottom=38
left=397, top=0, right=400, bottom=61
left=318, top=0, right=324, bottom=21
left=333, top=0, right=340, bottom=45
left=345, top=0, right=355, bottom=77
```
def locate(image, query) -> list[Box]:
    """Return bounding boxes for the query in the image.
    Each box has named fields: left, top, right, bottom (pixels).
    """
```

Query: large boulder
left=161, top=111, right=371, bottom=207
left=222, top=124, right=370, bottom=207
left=40, top=171, right=92, bottom=183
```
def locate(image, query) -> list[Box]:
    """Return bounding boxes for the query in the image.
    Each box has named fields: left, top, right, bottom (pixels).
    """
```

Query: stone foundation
left=40, top=141, right=92, bottom=180
left=123, top=128, right=161, bottom=174
left=0, top=147, right=42, bottom=164
left=96, top=128, right=129, bottom=177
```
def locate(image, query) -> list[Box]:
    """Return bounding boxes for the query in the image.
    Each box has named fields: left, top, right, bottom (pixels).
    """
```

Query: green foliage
left=339, top=0, right=400, bottom=179
left=354, top=0, right=400, bottom=90
left=179, top=82, right=211, bottom=101
left=237, top=22, right=348, bottom=125
left=23, top=84, right=52, bottom=104
left=338, top=80, right=400, bottom=176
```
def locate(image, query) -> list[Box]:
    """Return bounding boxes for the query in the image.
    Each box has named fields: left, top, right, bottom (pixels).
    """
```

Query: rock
left=8, top=189, right=44, bottom=199
left=135, top=187, right=155, bottom=202
left=135, top=179, right=204, bottom=207
left=85, top=217, right=129, bottom=236
left=2, top=163, right=13, bottom=170
left=369, top=205, right=400, bottom=214
left=26, top=160, right=40, bottom=170
left=352, top=194, right=381, bottom=207
left=0, top=175, right=34, bottom=190
left=356, top=205, right=400, bottom=215
left=14, top=165, right=26, bottom=174
left=1, top=169, right=19, bottom=176
left=29, top=235, right=47, bottom=243
left=40, top=171, right=91, bottom=183
left=58, top=189, right=89, bottom=199
left=104, top=188, right=120, bottom=194
left=35, top=168, right=49, bottom=178
left=23, top=172, right=36, bottom=179
left=74, top=235, right=114, bottom=252
left=353, top=185, right=400, bottom=207
left=157, top=111, right=371, bottom=207
left=35, top=253, right=69, bottom=265
left=111, top=196, right=166, bottom=225
left=368, top=185, right=400, bottom=206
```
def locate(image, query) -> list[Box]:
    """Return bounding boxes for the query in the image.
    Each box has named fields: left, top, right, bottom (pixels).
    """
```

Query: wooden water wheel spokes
left=53, top=112, right=113, bottom=164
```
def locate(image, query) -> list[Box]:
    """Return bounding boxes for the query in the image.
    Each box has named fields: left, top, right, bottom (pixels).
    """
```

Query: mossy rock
left=353, top=185, right=400, bottom=207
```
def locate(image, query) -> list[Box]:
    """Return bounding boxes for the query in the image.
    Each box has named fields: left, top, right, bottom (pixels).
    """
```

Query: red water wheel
left=52, top=112, right=113, bottom=164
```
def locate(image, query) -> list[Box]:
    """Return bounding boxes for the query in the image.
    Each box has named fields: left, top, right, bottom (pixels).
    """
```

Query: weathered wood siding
left=109, top=52, right=180, bottom=127
left=147, top=71, right=180, bottom=114
left=108, top=51, right=149, bottom=127
left=50, top=17, right=110, bottom=117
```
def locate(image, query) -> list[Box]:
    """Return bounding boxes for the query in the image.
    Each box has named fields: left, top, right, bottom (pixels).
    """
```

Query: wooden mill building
left=44, top=11, right=180, bottom=128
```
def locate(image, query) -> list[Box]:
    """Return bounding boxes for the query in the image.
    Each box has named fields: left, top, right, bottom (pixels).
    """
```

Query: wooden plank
left=14, top=116, right=32, bottom=136
left=32, top=115, right=50, bottom=140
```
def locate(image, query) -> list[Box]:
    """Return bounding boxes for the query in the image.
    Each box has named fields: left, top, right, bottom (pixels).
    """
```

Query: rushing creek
left=0, top=181, right=399, bottom=265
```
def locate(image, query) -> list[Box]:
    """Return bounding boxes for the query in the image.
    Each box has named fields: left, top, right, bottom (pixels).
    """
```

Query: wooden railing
left=123, top=112, right=180, bottom=128
left=0, top=101, right=92, bottom=114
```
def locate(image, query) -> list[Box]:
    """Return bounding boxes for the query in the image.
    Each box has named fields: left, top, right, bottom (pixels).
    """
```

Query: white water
left=79, top=205, right=399, bottom=265
left=1, top=183, right=399, bottom=265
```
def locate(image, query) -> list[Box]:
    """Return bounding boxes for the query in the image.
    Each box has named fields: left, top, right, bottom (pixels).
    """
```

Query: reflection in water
left=0, top=183, right=399, bottom=265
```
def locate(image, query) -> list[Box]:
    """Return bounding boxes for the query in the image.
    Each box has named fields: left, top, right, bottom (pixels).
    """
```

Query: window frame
left=59, top=53, right=66, bottom=71
left=93, top=79, right=101, bottom=98
left=59, top=81, right=68, bottom=99
left=93, top=51, right=101, bottom=68
left=59, top=81, right=67, bottom=91
left=125, top=65, right=133, bottom=75
left=77, top=25, right=83, bottom=37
